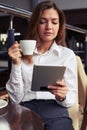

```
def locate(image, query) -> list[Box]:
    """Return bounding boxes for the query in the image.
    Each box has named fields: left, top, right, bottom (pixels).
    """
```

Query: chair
left=68, top=56, right=87, bottom=130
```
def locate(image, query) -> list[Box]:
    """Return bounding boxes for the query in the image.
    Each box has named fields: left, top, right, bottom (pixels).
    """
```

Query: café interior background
left=0, top=0, right=87, bottom=73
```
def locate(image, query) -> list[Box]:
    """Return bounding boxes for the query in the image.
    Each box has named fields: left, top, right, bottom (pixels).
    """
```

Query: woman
left=6, top=1, right=77, bottom=130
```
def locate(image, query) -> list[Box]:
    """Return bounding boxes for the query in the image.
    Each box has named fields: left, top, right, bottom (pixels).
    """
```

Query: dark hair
left=27, top=0, right=66, bottom=46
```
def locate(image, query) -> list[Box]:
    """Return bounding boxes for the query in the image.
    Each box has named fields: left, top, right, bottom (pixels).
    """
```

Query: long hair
left=27, top=0, right=66, bottom=47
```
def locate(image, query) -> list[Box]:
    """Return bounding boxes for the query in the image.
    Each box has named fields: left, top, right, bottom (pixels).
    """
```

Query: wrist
left=56, top=96, right=66, bottom=102
left=12, top=59, right=21, bottom=66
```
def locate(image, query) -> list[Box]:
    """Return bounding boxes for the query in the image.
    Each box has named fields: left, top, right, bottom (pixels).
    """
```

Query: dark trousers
left=21, top=99, right=74, bottom=130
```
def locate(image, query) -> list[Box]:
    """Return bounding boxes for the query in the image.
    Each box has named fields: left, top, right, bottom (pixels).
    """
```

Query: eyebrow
left=40, top=18, right=59, bottom=21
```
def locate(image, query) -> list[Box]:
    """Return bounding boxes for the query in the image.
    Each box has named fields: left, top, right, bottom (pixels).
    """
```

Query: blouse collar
left=34, top=41, right=62, bottom=56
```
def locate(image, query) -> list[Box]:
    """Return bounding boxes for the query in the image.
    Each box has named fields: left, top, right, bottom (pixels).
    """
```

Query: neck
left=37, top=40, right=53, bottom=53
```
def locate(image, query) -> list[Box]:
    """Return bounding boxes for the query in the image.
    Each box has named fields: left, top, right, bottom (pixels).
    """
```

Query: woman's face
left=38, top=8, right=59, bottom=43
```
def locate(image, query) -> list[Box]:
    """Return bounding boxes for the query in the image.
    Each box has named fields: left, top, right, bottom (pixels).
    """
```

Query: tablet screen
left=31, top=65, right=66, bottom=91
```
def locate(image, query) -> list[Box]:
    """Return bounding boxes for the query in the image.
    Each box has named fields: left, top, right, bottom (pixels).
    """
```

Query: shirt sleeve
left=6, top=64, right=24, bottom=103
left=56, top=53, right=77, bottom=108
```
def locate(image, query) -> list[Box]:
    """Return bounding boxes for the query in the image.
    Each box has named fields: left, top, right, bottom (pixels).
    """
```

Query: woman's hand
left=8, top=41, right=22, bottom=65
left=48, top=80, right=68, bottom=101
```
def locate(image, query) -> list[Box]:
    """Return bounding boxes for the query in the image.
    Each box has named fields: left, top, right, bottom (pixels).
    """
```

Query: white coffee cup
left=20, top=40, right=36, bottom=55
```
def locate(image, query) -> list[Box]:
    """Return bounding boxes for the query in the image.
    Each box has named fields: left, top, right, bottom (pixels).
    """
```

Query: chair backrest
left=77, top=56, right=87, bottom=108
left=68, top=56, right=87, bottom=130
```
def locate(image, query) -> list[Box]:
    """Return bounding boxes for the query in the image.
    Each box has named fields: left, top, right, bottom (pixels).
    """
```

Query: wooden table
left=0, top=103, right=44, bottom=130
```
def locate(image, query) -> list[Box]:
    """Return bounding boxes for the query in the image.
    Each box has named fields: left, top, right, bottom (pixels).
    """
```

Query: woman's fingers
left=48, top=80, right=68, bottom=100
left=8, top=41, right=22, bottom=65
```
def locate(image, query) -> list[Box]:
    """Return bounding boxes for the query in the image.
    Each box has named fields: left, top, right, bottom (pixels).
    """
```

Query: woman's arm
left=6, top=41, right=24, bottom=103
left=48, top=53, right=77, bottom=108
left=6, top=64, right=24, bottom=103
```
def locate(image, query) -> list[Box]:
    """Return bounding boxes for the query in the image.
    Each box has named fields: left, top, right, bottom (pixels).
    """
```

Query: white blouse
left=6, top=41, right=77, bottom=108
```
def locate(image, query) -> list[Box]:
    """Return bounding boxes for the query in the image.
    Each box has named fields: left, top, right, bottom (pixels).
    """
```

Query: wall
left=0, top=0, right=32, bottom=11
left=38, top=0, right=87, bottom=10
left=53, top=0, right=87, bottom=10
left=0, top=0, right=87, bottom=11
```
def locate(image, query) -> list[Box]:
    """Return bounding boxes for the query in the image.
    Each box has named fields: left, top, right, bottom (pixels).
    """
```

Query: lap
left=44, top=117, right=74, bottom=130
left=20, top=100, right=74, bottom=130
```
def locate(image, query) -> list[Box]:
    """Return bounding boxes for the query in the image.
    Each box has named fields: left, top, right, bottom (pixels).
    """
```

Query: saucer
left=0, top=99, right=8, bottom=109
left=0, top=99, right=8, bottom=116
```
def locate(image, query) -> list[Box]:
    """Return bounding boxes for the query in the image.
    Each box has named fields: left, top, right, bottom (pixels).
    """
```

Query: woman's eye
left=39, top=20, right=46, bottom=24
left=52, top=21, right=58, bottom=24
left=39, top=19, right=59, bottom=24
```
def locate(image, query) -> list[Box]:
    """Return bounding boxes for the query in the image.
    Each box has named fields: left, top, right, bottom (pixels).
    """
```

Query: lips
left=44, top=32, right=53, bottom=35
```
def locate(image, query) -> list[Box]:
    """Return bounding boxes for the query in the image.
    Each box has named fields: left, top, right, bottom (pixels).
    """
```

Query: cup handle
left=4, top=98, right=9, bottom=103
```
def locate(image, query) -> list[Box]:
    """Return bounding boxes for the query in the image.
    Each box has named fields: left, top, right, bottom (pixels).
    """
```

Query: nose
left=46, top=21, right=52, bottom=29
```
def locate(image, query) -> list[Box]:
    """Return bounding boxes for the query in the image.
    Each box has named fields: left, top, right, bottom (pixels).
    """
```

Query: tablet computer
left=31, top=65, right=66, bottom=91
